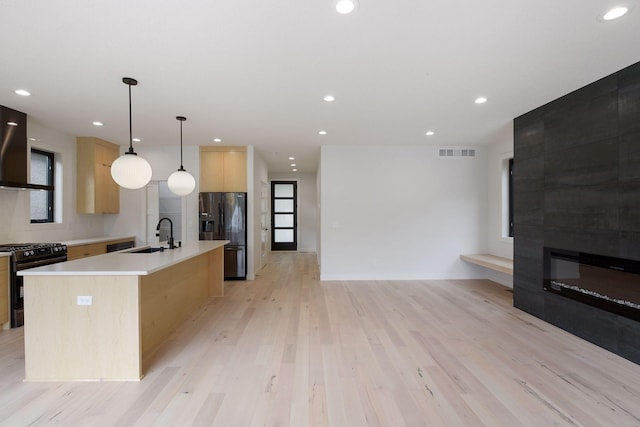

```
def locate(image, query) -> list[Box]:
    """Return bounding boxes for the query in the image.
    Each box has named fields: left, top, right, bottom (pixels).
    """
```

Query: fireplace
left=544, top=248, right=640, bottom=321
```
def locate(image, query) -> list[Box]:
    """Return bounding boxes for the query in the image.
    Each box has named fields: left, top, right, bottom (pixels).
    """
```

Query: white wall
left=252, top=149, right=269, bottom=275
left=486, top=124, right=514, bottom=259
left=0, top=117, right=105, bottom=243
left=320, top=145, right=488, bottom=280
left=483, top=124, right=514, bottom=287
left=316, top=160, right=322, bottom=267
left=269, top=172, right=318, bottom=253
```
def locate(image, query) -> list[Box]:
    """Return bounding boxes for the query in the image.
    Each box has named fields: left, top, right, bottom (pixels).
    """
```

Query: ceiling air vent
left=439, top=148, right=476, bottom=157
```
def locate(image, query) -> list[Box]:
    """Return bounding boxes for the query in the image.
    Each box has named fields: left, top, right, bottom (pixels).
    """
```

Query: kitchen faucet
left=156, top=217, right=177, bottom=249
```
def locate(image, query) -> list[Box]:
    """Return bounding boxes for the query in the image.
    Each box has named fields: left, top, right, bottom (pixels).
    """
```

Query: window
left=501, top=155, right=514, bottom=239
left=508, top=158, right=514, bottom=238
left=30, top=149, right=54, bottom=223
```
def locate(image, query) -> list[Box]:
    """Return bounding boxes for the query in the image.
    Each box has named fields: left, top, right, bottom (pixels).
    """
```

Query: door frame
left=259, top=179, right=269, bottom=270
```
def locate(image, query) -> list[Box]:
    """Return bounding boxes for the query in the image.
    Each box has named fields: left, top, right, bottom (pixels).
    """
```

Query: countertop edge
left=19, top=241, right=229, bottom=276
left=61, top=236, right=137, bottom=246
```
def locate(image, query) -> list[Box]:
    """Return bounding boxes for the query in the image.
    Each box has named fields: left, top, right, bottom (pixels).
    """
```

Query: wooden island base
left=23, top=243, right=224, bottom=381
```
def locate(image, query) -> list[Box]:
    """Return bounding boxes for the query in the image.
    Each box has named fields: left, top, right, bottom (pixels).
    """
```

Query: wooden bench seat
left=460, top=254, right=513, bottom=275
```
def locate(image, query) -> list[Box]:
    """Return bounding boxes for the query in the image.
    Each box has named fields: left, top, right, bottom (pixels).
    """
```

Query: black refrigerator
left=199, top=192, right=247, bottom=279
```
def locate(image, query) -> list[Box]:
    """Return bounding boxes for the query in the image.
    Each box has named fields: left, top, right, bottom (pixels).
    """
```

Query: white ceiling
left=1, top=0, right=639, bottom=173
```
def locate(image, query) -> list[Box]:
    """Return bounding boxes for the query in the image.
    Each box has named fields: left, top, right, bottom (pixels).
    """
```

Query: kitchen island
left=19, top=240, right=228, bottom=381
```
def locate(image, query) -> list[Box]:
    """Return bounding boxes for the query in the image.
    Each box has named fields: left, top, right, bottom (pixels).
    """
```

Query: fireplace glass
left=544, top=248, right=640, bottom=321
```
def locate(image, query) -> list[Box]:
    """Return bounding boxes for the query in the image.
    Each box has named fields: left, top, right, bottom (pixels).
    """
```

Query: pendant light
left=110, top=77, right=152, bottom=190
left=167, top=116, right=196, bottom=196
left=336, top=0, right=358, bottom=14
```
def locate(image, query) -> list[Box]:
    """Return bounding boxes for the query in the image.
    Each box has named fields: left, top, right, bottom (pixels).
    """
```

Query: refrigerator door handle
left=218, top=202, right=223, bottom=235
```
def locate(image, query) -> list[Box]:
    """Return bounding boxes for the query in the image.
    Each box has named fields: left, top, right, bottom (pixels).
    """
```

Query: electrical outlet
left=77, top=295, right=92, bottom=306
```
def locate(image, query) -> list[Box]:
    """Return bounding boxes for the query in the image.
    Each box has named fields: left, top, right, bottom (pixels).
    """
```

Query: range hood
left=0, top=105, right=53, bottom=191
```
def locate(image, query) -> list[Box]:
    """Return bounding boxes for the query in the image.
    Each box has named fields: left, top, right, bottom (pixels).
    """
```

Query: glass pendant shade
left=168, top=115, right=195, bottom=196
left=111, top=153, right=153, bottom=190
left=167, top=169, right=195, bottom=196
left=336, top=0, right=356, bottom=14
left=111, top=77, right=152, bottom=190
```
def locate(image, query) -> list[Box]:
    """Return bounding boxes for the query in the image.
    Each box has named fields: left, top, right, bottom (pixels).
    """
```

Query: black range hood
left=0, top=105, right=53, bottom=191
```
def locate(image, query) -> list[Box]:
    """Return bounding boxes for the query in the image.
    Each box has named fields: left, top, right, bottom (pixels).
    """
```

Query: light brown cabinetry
left=200, top=147, right=247, bottom=192
left=77, top=137, right=120, bottom=214
left=66, top=237, right=135, bottom=261
left=0, top=257, right=8, bottom=326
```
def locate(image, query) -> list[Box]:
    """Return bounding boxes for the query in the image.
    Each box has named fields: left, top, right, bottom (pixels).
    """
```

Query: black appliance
left=0, top=243, right=67, bottom=327
left=0, top=105, right=53, bottom=191
left=106, top=240, right=135, bottom=252
left=199, top=192, right=247, bottom=279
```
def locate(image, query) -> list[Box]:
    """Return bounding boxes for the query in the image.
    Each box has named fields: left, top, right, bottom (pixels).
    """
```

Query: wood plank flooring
left=1, top=251, right=640, bottom=426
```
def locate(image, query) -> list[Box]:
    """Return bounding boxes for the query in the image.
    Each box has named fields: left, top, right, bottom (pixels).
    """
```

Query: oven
left=0, top=243, right=67, bottom=327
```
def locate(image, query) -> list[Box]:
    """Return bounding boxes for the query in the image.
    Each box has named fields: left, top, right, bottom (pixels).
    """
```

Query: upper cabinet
left=77, top=137, right=120, bottom=214
left=200, top=146, right=247, bottom=192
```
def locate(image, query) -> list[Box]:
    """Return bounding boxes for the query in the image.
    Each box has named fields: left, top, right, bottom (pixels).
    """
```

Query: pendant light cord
left=177, top=116, right=187, bottom=171
left=122, top=77, right=138, bottom=155
left=179, top=119, right=184, bottom=170
left=128, top=82, right=134, bottom=154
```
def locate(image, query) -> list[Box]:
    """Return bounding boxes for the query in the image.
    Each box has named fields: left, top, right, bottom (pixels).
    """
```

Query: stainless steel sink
left=127, top=247, right=165, bottom=253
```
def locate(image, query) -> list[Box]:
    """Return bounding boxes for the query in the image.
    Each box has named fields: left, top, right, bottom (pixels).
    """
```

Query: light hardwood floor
left=1, top=252, right=640, bottom=426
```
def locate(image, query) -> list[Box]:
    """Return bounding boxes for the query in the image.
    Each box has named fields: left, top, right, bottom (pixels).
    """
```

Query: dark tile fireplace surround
left=514, top=61, right=640, bottom=364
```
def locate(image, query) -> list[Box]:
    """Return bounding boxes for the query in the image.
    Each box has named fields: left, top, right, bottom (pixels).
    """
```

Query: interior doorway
left=260, top=180, right=269, bottom=269
left=271, top=181, right=297, bottom=251
left=145, top=181, right=182, bottom=245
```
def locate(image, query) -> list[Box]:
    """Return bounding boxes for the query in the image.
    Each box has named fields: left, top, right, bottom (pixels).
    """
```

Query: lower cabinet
left=67, top=243, right=105, bottom=260
left=66, top=238, right=135, bottom=261
left=0, top=257, right=8, bottom=326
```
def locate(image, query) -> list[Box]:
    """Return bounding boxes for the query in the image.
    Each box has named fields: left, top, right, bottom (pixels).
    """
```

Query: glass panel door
left=271, top=181, right=297, bottom=251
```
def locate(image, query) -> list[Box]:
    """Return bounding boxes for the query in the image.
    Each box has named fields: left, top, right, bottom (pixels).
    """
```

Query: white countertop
left=61, top=236, right=136, bottom=246
left=19, top=240, right=229, bottom=276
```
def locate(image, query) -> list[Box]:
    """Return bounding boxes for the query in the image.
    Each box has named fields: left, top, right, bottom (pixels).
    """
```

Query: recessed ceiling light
left=92, top=121, right=104, bottom=126
left=603, top=6, right=628, bottom=20
left=213, top=138, right=222, bottom=143
left=291, top=163, right=297, bottom=167
left=318, top=130, right=327, bottom=135
left=7, top=121, right=18, bottom=126
left=29, top=137, right=37, bottom=141
left=132, top=138, right=141, bottom=142
left=292, top=168, right=298, bottom=172
left=425, top=131, right=435, bottom=136
left=475, top=97, right=488, bottom=104
left=324, top=95, right=335, bottom=102
left=336, top=0, right=357, bottom=14
left=288, top=156, right=295, bottom=160
left=15, top=89, right=30, bottom=96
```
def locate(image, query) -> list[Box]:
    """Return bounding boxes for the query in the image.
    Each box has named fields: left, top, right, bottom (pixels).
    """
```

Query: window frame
left=508, top=157, right=514, bottom=238
left=30, top=148, right=55, bottom=224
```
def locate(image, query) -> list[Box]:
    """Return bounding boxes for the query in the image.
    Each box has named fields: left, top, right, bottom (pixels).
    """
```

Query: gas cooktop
left=0, top=243, right=64, bottom=252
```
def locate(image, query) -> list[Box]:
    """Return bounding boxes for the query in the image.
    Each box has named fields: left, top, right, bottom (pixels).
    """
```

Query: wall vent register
left=439, top=148, right=476, bottom=157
